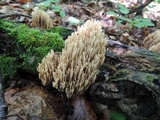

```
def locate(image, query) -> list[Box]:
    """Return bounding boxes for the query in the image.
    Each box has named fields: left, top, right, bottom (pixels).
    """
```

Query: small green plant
left=106, top=3, right=154, bottom=28
left=51, top=5, right=65, bottom=18
left=36, top=0, right=65, bottom=18
left=117, top=2, right=129, bottom=15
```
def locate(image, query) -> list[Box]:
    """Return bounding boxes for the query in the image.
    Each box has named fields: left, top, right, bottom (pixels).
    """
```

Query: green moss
left=47, top=26, right=74, bottom=39
left=145, top=75, right=153, bottom=83
left=15, top=24, right=64, bottom=73
left=0, top=55, right=17, bottom=79
left=0, top=20, right=65, bottom=78
left=0, top=20, right=16, bottom=32
left=15, top=24, right=64, bottom=51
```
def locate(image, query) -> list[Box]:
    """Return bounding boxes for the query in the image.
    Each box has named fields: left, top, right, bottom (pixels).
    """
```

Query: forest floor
left=1, top=0, right=160, bottom=120
left=0, top=0, right=160, bottom=46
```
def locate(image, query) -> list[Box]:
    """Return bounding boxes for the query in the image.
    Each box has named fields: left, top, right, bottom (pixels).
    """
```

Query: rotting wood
left=89, top=40, right=160, bottom=120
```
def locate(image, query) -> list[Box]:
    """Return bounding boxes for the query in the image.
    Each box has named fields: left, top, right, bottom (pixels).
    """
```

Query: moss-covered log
left=0, top=20, right=73, bottom=79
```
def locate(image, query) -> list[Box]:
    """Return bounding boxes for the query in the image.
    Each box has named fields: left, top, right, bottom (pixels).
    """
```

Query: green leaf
left=133, top=22, right=144, bottom=28
left=60, top=11, right=65, bottom=18
left=51, top=5, right=61, bottom=10
left=106, top=11, right=118, bottom=16
left=116, top=20, right=123, bottom=25
left=52, top=0, right=60, bottom=4
left=53, top=8, right=61, bottom=12
left=144, top=21, right=155, bottom=27
left=119, top=17, right=132, bottom=22
left=133, top=17, right=154, bottom=28
left=43, top=0, right=51, bottom=7
left=117, top=3, right=129, bottom=14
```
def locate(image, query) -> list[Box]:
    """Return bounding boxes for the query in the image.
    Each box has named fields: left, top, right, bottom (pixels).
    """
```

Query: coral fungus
left=31, top=9, right=53, bottom=29
left=143, top=30, right=160, bottom=52
left=37, top=19, right=107, bottom=98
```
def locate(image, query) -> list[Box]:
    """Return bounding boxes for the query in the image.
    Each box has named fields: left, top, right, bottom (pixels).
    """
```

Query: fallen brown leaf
left=19, top=0, right=31, bottom=4
left=68, top=95, right=97, bottom=120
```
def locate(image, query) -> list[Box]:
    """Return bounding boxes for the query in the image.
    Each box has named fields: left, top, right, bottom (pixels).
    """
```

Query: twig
left=0, top=13, right=31, bottom=19
left=107, top=39, right=129, bottom=49
left=1, top=113, right=29, bottom=119
left=117, top=0, right=154, bottom=15
left=107, top=39, right=143, bottom=52
left=128, top=0, right=154, bottom=15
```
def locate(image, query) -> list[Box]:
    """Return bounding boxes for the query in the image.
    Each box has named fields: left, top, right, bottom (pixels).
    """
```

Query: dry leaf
left=53, top=17, right=62, bottom=26
left=19, top=0, right=31, bottom=4
left=4, top=88, right=20, bottom=104
left=68, top=96, right=97, bottom=120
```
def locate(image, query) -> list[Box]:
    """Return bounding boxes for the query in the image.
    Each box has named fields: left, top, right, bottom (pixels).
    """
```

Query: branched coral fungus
left=37, top=19, right=107, bottom=98
left=143, top=30, right=160, bottom=52
left=31, top=9, right=53, bottom=29
left=37, top=50, right=60, bottom=86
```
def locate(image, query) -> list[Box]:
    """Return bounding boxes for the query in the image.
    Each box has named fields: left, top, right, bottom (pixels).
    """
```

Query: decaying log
left=89, top=40, right=160, bottom=120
